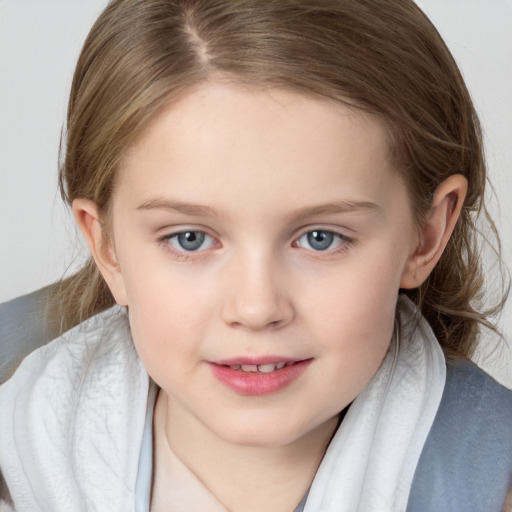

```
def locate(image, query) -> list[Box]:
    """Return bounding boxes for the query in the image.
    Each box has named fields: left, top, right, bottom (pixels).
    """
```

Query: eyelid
left=156, top=224, right=219, bottom=241
left=292, top=224, right=354, bottom=242
left=172, top=231, right=215, bottom=251
left=293, top=227, right=355, bottom=255
left=157, top=227, right=221, bottom=258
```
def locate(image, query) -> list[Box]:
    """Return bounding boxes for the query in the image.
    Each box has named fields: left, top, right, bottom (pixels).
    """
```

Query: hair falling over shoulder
left=53, top=0, right=508, bottom=358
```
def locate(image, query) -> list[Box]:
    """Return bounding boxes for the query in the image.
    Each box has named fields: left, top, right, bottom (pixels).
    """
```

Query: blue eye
left=168, top=231, right=214, bottom=252
left=296, top=230, right=346, bottom=251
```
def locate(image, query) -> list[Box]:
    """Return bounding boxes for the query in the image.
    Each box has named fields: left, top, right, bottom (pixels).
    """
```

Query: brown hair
left=56, top=0, right=507, bottom=358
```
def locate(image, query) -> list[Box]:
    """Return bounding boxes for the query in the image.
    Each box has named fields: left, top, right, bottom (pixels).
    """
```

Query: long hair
left=56, top=0, right=506, bottom=358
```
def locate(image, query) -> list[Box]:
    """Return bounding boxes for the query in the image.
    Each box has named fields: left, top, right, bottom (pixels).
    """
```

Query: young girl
left=1, top=1, right=511, bottom=510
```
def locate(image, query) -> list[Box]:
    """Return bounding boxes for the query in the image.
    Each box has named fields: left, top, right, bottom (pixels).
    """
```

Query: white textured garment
left=0, top=307, right=150, bottom=512
left=0, top=297, right=446, bottom=511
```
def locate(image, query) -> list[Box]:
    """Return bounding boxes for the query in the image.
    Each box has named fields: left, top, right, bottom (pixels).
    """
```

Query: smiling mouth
left=209, top=358, right=312, bottom=396
left=224, top=362, right=296, bottom=373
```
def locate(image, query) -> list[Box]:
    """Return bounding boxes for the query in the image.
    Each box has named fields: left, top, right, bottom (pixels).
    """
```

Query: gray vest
left=407, top=361, right=512, bottom=511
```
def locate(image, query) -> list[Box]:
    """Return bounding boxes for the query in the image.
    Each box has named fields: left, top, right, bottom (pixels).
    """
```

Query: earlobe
left=72, top=199, right=128, bottom=306
left=400, top=174, right=468, bottom=289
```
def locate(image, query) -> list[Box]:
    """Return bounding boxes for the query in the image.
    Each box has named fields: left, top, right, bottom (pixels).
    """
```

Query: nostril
left=222, top=301, right=294, bottom=330
left=220, top=269, right=294, bottom=329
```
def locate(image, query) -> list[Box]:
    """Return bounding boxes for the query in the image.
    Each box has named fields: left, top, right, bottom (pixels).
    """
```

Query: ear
left=400, top=174, right=468, bottom=289
left=72, top=198, right=128, bottom=306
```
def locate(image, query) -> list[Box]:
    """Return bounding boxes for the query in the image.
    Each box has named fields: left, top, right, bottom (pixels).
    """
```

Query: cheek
left=127, top=299, right=199, bottom=390
left=119, top=262, right=217, bottom=375
left=307, top=247, right=403, bottom=322
left=300, top=245, right=405, bottom=374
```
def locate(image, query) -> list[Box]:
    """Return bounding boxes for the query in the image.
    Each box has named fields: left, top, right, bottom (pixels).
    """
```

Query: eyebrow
left=291, top=200, right=380, bottom=219
left=136, top=197, right=379, bottom=220
left=136, top=198, right=217, bottom=217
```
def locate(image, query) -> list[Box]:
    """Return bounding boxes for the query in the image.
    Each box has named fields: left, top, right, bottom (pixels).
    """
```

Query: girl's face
left=104, top=83, right=419, bottom=447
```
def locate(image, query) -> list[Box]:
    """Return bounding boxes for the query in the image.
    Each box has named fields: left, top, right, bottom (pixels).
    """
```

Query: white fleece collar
left=0, top=307, right=149, bottom=512
left=0, top=297, right=445, bottom=512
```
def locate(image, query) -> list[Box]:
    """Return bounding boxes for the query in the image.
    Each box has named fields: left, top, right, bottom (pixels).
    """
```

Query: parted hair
left=56, top=0, right=507, bottom=358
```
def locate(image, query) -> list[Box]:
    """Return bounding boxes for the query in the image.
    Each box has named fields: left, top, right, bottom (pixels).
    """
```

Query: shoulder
left=1, top=305, right=132, bottom=387
left=0, top=286, right=60, bottom=385
left=428, top=361, right=512, bottom=451
left=446, top=359, right=511, bottom=409
left=408, top=361, right=512, bottom=512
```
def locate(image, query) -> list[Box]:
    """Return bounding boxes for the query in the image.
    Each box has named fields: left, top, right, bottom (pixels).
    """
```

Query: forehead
left=116, top=82, right=403, bottom=217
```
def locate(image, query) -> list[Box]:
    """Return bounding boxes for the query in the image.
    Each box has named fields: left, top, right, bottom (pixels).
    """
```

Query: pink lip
left=208, top=358, right=312, bottom=396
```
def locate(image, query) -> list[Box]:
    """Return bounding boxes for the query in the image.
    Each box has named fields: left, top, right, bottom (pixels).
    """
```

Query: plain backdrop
left=1, top=0, right=511, bottom=386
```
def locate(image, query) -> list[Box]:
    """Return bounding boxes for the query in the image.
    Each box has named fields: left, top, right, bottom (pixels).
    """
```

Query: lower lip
left=208, top=360, right=312, bottom=396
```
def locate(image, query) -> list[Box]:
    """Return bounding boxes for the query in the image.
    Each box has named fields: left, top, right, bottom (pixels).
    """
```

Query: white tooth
left=241, top=364, right=258, bottom=372
left=230, top=365, right=241, bottom=370
left=258, top=364, right=277, bottom=373
left=276, top=362, right=286, bottom=370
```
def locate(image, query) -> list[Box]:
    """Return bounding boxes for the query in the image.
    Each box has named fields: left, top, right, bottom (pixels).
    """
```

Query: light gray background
left=1, top=1, right=511, bottom=386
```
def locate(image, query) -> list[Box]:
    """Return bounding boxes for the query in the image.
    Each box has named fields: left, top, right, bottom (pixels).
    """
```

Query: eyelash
left=158, top=230, right=217, bottom=260
left=294, top=229, right=354, bottom=256
left=157, top=228, right=354, bottom=260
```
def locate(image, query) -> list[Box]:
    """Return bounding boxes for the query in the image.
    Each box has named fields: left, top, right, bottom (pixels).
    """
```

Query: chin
left=226, top=430, right=301, bottom=449
left=211, top=414, right=321, bottom=449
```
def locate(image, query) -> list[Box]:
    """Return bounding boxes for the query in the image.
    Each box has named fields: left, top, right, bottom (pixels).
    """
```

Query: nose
left=221, top=251, right=294, bottom=331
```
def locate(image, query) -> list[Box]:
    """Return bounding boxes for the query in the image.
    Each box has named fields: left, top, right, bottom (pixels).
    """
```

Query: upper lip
left=212, top=356, right=309, bottom=366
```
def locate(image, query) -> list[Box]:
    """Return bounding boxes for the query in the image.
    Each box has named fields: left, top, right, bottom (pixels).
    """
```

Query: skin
left=74, top=82, right=467, bottom=511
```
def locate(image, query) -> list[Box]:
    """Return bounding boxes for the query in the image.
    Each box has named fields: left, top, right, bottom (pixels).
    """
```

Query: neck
left=154, top=390, right=339, bottom=512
